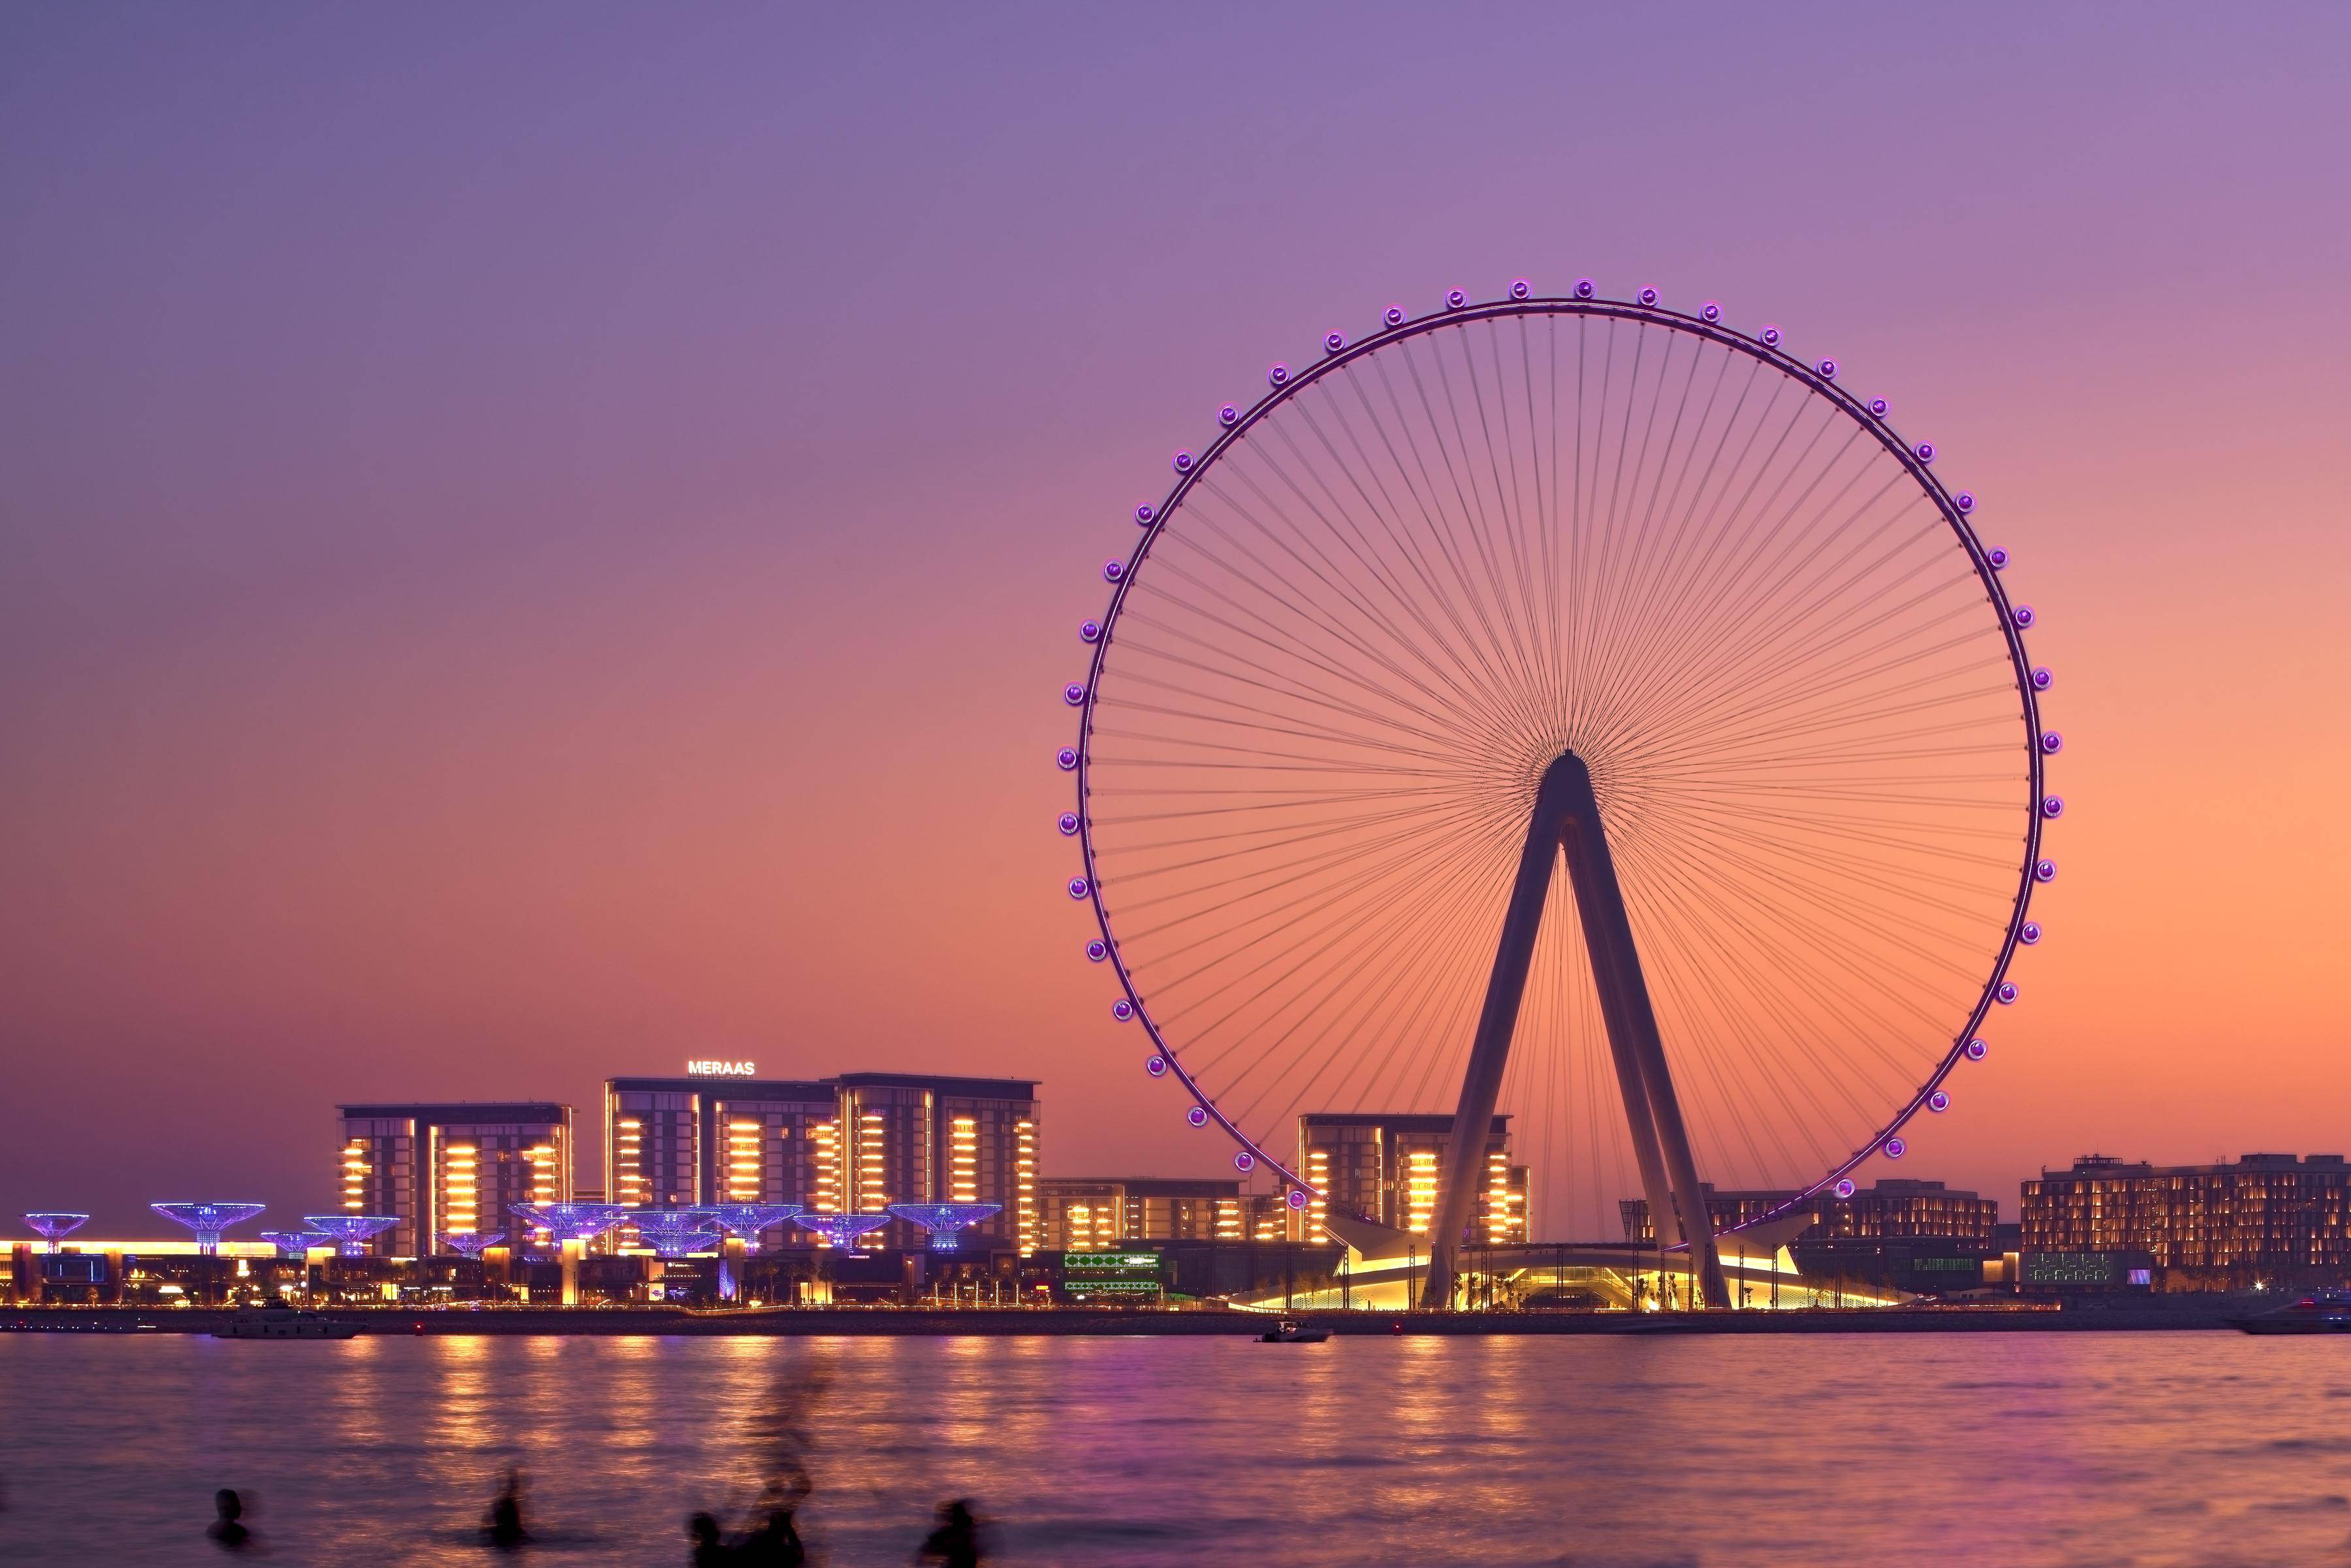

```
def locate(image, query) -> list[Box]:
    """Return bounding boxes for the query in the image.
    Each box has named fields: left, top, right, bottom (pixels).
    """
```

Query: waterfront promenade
left=1, top=1300, right=2246, bottom=1334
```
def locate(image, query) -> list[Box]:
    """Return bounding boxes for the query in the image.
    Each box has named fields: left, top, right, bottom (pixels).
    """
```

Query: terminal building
left=2021, top=1152, right=2351, bottom=1289
left=336, top=1102, right=575, bottom=1257
left=603, top=1067, right=1040, bottom=1254
left=1296, top=1112, right=1529, bottom=1247
left=1037, top=1177, right=1292, bottom=1251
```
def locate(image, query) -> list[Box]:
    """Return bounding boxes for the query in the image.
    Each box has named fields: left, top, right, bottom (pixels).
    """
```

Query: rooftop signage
left=686, top=1059, right=758, bottom=1078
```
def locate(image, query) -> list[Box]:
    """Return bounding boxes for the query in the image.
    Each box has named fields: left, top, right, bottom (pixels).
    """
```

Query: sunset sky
left=5, top=5, right=2348, bottom=1232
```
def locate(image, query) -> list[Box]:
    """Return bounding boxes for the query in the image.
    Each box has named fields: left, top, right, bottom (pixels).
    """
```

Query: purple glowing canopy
left=259, top=1230, right=328, bottom=1258
left=442, top=1230, right=504, bottom=1258
left=886, top=1202, right=1003, bottom=1251
left=508, top=1202, right=629, bottom=1244
left=23, top=1213, right=89, bottom=1251
left=300, top=1215, right=400, bottom=1257
left=152, top=1202, right=266, bottom=1255
left=690, top=1204, right=805, bottom=1243
left=792, top=1212, right=893, bottom=1250
left=626, top=1208, right=722, bottom=1258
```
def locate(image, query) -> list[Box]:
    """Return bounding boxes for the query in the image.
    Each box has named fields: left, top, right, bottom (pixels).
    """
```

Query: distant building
left=1296, top=1113, right=1529, bottom=1247
left=2021, top=1153, right=2351, bottom=1288
left=1037, top=1176, right=1294, bottom=1249
left=336, top=1102, right=574, bottom=1257
left=1621, top=1179, right=2000, bottom=1245
left=1620, top=1187, right=1800, bottom=1244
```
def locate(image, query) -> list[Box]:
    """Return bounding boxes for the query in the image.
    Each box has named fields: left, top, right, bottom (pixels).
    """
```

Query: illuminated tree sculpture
left=888, top=1202, right=1003, bottom=1252
left=443, top=1230, right=504, bottom=1259
left=260, top=1230, right=327, bottom=1258
left=627, top=1209, right=721, bottom=1258
left=691, top=1204, right=805, bottom=1250
left=792, top=1213, right=892, bottom=1253
left=22, top=1213, right=90, bottom=1253
left=507, top=1202, right=629, bottom=1250
left=152, top=1202, right=266, bottom=1256
left=301, top=1214, right=400, bottom=1258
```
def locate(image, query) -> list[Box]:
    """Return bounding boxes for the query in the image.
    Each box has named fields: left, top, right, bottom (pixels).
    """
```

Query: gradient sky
left=5, top=5, right=2348, bottom=1234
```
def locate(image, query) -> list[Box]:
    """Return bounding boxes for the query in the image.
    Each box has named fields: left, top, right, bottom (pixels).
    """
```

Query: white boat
left=214, top=1308, right=359, bottom=1340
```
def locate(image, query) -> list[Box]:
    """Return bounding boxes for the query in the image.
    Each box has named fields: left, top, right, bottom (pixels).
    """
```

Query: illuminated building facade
left=1295, top=1113, right=1528, bottom=1246
left=835, top=1074, right=1037, bottom=1253
left=601, top=1069, right=1038, bottom=1253
left=2021, top=1152, right=2351, bottom=1288
left=1620, top=1179, right=2000, bottom=1245
left=1038, top=1177, right=1253, bottom=1250
left=603, top=1074, right=838, bottom=1243
left=336, top=1102, right=573, bottom=1257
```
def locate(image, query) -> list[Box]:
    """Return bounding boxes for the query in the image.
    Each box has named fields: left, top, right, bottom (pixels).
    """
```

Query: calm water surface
left=2, top=1330, right=2346, bottom=1565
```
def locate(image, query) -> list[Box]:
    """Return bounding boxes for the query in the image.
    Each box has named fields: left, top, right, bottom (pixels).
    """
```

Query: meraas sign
left=686, top=1059, right=758, bottom=1078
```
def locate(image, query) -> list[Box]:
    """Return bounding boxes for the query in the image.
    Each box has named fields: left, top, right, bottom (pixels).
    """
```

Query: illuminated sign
left=1063, top=1252, right=1162, bottom=1273
left=1062, top=1251, right=1164, bottom=1296
left=686, top=1060, right=758, bottom=1078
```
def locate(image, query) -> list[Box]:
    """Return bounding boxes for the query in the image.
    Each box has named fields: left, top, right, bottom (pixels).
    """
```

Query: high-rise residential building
left=1038, top=1176, right=1251, bottom=1250
left=1620, top=1179, right=2000, bottom=1245
left=2021, top=1153, right=2351, bottom=1288
left=603, top=1071, right=837, bottom=1237
left=1295, top=1113, right=1529, bottom=1246
left=836, top=1073, right=1038, bottom=1253
left=601, top=1066, right=1040, bottom=1254
left=336, top=1102, right=574, bottom=1257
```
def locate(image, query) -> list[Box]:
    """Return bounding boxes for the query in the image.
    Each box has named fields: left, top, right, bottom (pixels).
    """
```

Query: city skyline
left=8, top=7, right=2351, bottom=1232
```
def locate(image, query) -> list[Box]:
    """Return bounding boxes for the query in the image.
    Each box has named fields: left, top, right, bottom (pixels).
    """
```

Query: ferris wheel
left=1057, top=280, right=2056, bottom=1305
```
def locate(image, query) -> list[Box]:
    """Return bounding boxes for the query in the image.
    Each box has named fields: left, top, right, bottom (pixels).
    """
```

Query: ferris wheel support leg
left=1573, top=886, right=1685, bottom=1305
left=1561, top=791, right=1731, bottom=1311
left=1422, top=758, right=1584, bottom=1310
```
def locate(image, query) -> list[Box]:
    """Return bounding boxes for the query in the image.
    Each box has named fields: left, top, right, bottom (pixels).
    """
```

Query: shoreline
left=0, top=1304, right=2251, bottom=1336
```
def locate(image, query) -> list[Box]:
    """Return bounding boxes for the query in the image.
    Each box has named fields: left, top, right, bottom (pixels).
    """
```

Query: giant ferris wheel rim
left=1066, top=285, right=2049, bottom=1226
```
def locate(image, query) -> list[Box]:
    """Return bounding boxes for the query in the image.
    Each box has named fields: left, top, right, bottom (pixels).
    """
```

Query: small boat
left=214, top=1307, right=359, bottom=1341
left=2230, top=1290, right=2351, bottom=1334
left=1258, top=1319, right=1330, bottom=1343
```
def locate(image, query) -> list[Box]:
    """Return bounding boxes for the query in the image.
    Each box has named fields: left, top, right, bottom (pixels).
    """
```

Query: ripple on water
left=1, top=1332, right=2347, bottom=1567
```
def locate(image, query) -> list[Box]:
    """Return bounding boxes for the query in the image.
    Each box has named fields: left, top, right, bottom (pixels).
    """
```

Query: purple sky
left=5, top=5, right=2349, bottom=1233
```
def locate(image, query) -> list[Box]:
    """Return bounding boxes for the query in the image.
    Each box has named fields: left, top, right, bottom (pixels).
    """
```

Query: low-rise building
left=2021, top=1152, right=2351, bottom=1289
left=1621, top=1178, right=1999, bottom=1245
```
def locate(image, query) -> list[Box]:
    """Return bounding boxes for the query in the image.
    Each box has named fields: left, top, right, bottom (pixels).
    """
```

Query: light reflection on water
left=3, top=1332, right=2350, bottom=1564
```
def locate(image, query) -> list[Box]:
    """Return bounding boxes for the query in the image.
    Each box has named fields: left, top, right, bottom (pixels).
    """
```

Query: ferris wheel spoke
left=1238, top=420, right=1533, bottom=729
left=1447, top=327, right=1548, bottom=683
left=1121, top=578, right=1524, bottom=760
left=1104, top=640, right=1492, bottom=763
left=1627, top=519, right=1975, bottom=742
left=1288, top=389, right=1543, bottom=733
left=1633, top=810, right=2015, bottom=952
left=1620, top=825, right=1992, bottom=1032
left=1584, top=342, right=1749, bottom=692
left=1590, top=417, right=1883, bottom=733
left=1597, top=384, right=1835, bottom=699
left=1120, top=791, right=1524, bottom=973
left=1394, top=336, right=1556, bottom=715
left=1217, top=848, right=1512, bottom=1128
left=1339, top=360, right=1552, bottom=733
left=1189, top=838, right=1513, bottom=1117
left=1621, top=861, right=1924, bottom=1127
left=1142, top=541, right=1520, bottom=744
left=1180, top=476, right=1507, bottom=720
